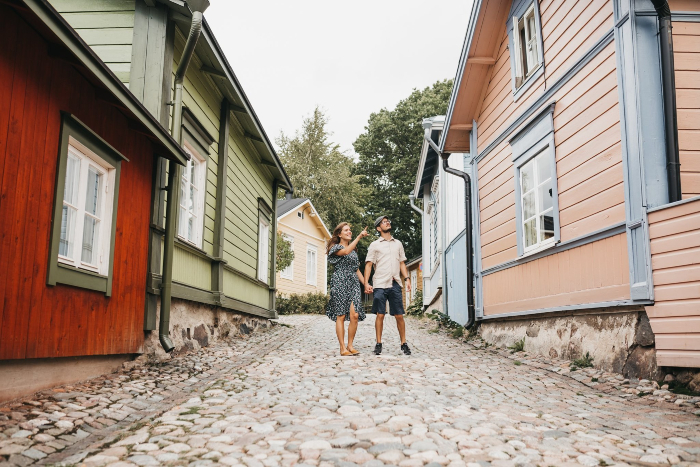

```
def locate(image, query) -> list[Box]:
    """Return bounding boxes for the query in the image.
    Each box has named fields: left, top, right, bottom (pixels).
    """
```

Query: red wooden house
left=0, top=0, right=188, bottom=401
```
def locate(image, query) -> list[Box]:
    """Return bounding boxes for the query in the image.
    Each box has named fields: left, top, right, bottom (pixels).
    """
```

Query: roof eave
left=441, top=0, right=484, bottom=154
left=23, top=0, right=189, bottom=166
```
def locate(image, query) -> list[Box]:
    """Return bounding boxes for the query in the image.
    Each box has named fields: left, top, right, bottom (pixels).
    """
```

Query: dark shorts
left=372, top=281, right=405, bottom=316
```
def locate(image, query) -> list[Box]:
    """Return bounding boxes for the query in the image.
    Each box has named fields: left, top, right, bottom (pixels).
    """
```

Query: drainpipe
left=424, top=134, right=475, bottom=329
left=160, top=0, right=210, bottom=353
left=650, top=0, right=682, bottom=202
left=409, top=191, right=423, bottom=216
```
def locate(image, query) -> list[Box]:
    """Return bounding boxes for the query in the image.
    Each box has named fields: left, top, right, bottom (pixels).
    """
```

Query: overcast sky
left=206, top=1, right=474, bottom=156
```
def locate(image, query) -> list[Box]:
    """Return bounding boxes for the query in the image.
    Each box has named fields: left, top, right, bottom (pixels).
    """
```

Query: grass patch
left=513, top=360, right=522, bottom=366
left=182, top=406, right=201, bottom=415
left=668, top=381, right=700, bottom=397
left=591, top=377, right=598, bottom=383
left=129, top=420, right=148, bottom=432
left=451, top=327, right=464, bottom=339
left=508, top=338, right=525, bottom=354
left=570, top=352, right=594, bottom=371
left=428, top=328, right=440, bottom=334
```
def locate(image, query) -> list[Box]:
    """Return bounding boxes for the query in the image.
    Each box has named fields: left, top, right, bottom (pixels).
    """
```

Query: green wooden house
left=47, top=0, right=292, bottom=351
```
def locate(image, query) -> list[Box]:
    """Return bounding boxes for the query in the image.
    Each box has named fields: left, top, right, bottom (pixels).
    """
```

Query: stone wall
left=478, top=307, right=662, bottom=380
left=142, top=298, right=271, bottom=361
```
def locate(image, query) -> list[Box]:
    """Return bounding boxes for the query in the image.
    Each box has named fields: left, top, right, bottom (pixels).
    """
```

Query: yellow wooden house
left=276, top=197, right=331, bottom=296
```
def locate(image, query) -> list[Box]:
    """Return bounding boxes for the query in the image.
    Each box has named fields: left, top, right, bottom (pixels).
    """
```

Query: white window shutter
left=512, top=16, right=523, bottom=87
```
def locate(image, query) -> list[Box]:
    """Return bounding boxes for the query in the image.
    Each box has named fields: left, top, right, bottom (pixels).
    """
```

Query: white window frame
left=279, top=235, right=294, bottom=280
left=257, top=216, right=270, bottom=283
left=511, top=103, right=560, bottom=257
left=57, top=137, right=116, bottom=277
left=306, top=244, right=317, bottom=286
left=508, top=0, right=544, bottom=100
left=177, top=143, right=206, bottom=248
left=410, top=269, right=418, bottom=300
left=519, top=150, right=555, bottom=253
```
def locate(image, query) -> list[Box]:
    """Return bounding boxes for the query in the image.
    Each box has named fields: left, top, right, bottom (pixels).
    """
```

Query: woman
left=326, top=223, right=369, bottom=356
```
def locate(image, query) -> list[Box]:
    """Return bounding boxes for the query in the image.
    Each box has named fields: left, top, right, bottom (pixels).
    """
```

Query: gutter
left=409, top=191, right=424, bottom=216
left=425, top=134, right=476, bottom=329
left=650, top=0, right=682, bottom=202
left=159, top=0, right=210, bottom=353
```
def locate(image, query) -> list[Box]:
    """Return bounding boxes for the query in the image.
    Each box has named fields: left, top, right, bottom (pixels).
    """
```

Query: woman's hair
left=326, top=222, right=350, bottom=255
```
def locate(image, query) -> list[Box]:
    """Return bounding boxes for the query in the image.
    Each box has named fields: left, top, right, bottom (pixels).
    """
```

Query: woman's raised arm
left=334, top=227, right=369, bottom=256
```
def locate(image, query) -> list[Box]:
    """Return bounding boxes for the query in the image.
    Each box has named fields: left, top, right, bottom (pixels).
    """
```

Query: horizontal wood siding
left=223, top=269, right=269, bottom=309
left=47, top=0, right=135, bottom=84
left=674, top=21, right=700, bottom=199
left=276, top=215, right=329, bottom=297
left=477, top=42, right=622, bottom=270
left=0, top=6, right=151, bottom=359
left=482, top=234, right=630, bottom=316
left=646, top=198, right=700, bottom=367
left=167, top=28, right=274, bottom=308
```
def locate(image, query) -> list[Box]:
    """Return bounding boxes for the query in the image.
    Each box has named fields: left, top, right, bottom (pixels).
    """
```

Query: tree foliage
left=277, top=107, right=367, bottom=235
left=276, top=231, right=294, bottom=272
left=353, top=80, right=453, bottom=260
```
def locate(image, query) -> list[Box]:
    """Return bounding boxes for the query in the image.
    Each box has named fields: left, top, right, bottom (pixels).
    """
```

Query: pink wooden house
left=438, top=0, right=700, bottom=374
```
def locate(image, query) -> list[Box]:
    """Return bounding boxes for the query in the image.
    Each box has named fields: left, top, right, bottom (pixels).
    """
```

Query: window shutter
left=512, top=16, right=523, bottom=88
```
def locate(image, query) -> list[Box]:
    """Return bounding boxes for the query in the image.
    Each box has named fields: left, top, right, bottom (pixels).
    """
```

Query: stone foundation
left=478, top=307, right=663, bottom=380
left=426, top=289, right=443, bottom=314
left=143, top=297, right=271, bottom=361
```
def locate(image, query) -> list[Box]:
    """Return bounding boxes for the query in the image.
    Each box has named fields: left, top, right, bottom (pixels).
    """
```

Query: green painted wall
left=171, top=27, right=274, bottom=310
left=48, top=0, right=135, bottom=84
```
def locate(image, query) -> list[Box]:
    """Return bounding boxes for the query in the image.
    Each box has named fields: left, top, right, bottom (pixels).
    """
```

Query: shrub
left=570, top=351, right=594, bottom=371
left=508, top=338, right=525, bottom=353
left=276, top=292, right=329, bottom=315
left=406, top=290, right=425, bottom=317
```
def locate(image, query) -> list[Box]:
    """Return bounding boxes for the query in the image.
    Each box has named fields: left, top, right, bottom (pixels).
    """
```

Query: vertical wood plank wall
left=646, top=199, right=700, bottom=367
left=673, top=21, right=700, bottom=199
left=0, top=7, right=151, bottom=359
left=276, top=212, right=329, bottom=297
left=47, top=0, right=135, bottom=85
left=474, top=0, right=630, bottom=315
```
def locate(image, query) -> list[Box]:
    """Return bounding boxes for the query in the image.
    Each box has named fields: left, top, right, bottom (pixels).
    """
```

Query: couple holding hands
left=325, top=215, right=412, bottom=357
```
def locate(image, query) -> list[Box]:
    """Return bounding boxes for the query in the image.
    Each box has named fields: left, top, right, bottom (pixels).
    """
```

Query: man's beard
left=382, top=226, right=392, bottom=233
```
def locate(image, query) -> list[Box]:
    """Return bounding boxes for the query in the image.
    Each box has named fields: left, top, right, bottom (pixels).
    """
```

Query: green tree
left=277, top=107, right=367, bottom=235
left=353, top=79, right=453, bottom=260
left=276, top=231, right=294, bottom=272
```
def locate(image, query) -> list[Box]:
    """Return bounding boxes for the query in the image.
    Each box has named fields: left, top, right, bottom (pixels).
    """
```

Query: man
left=364, top=215, right=411, bottom=355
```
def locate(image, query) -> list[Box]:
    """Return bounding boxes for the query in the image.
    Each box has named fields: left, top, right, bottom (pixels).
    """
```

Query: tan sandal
left=347, top=347, right=360, bottom=355
left=340, top=350, right=353, bottom=356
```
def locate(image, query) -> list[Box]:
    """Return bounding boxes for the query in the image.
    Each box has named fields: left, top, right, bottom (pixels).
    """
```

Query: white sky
left=206, top=0, right=474, bottom=156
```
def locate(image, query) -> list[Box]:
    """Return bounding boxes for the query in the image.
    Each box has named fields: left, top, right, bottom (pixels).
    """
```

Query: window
left=510, top=103, right=560, bottom=257
left=297, top=211, right=304, bottom=219
left=58, top=140, right=115, bottom=276
left=48, top=113, right=126, bottom=296
left=508, top=1, right=544, bottom=98
left=258, top=217, right=270, bottom=283
left=306, top=244, right=317, bottom=286
left=520, top=150, right=554, bottom=251
left=410, top=269, right=418, bottom=300
left=280, top=235, right=294, bottom=280
left=178, top=144, right=206, bottom=247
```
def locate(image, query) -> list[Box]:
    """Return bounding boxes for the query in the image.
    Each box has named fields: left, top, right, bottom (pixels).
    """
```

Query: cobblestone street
left=2, top=315, right=700, bottom=467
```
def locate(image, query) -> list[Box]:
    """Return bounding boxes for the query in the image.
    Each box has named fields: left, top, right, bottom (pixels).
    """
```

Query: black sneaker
left=401, top=343, right=411, bottom=355
left=374, top=343, right=382, bottom=355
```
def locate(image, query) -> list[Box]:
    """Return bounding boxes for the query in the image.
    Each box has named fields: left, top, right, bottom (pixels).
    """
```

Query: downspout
left=409, top=191, right=423, bottom=216
left=425, top=134, right=475, bottom=329
left=650, top=0, right=682, bottom=202
left=160, top=0, right=210, bottom=352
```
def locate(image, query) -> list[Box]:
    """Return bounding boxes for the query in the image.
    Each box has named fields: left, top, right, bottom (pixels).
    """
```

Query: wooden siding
left=170, top=27, right=274, bottom=303
left=478, top=42, right=623, bottom=269
left=482, top=234, right=630, bottom=316
left=276, top=211, right=329, bottom=297
left=47, top=0, right=135, bottom=84
left=0, top=6, right=152, bottom=359
left=646, top=198, right=700, bottom=368
left=674, top=21, right=700, bottom=199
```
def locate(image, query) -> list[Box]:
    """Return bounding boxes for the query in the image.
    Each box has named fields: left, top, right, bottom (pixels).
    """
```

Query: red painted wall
left=0, top=6, right=153, bottom=360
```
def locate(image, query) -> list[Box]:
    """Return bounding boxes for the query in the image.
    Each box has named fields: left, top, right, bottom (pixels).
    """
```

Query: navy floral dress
left=326, top=244, right=366, bottom=322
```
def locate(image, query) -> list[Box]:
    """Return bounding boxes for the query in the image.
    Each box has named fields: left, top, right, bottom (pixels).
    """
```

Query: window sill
left=522, top=240, right=557, bottom=258
left=53, top=263, right=109, bottom=294
left=513, top=65, right=544, bottom=103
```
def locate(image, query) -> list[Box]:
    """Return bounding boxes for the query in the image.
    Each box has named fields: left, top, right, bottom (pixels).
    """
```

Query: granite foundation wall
left=478, top=308, right=663, bottom=380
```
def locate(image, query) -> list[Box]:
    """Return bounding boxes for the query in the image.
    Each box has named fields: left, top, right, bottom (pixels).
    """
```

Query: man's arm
left=364, top=262, right=373, bottom=294
left=400, top=261, right=410, bottom=293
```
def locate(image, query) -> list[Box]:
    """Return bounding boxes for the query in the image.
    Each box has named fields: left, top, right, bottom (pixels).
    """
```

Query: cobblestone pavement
left=2, top=315, right=700, bottom=467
